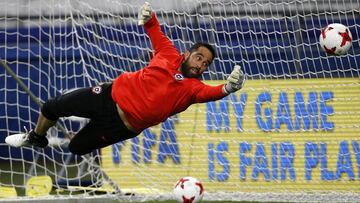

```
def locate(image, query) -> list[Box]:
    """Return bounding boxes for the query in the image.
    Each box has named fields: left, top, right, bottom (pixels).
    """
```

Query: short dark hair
left=189, top=42, right=216, bottom=60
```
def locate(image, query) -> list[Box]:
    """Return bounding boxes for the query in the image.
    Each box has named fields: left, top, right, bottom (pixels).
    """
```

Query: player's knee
left=68, top=140, right=91, bottom=155
left=41, top=99, right=60, bottom=121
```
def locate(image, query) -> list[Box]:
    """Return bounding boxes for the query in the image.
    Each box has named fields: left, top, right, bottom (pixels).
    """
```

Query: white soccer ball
left=173, top=177, right=204, bottom=203
left=319, top=23, right=352, bottom=55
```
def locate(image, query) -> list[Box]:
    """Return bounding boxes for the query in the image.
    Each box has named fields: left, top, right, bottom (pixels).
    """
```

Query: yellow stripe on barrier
left=0, top=186, right=17, bottom=198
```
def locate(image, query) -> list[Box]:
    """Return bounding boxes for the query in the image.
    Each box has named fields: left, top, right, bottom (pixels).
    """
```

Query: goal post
left=0, top=0, right=360, bottom=202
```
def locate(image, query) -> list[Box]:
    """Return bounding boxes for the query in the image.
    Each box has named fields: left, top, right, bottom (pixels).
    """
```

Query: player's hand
left=138, top=2, right=152, bottom=25
left=223, top=65, right=245, bottom=94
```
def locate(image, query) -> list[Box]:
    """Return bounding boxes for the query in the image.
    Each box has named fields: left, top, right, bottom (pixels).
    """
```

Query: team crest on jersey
left=92, top=86, right=102, bottom=94
left=174, top=73, right=184, bottom=81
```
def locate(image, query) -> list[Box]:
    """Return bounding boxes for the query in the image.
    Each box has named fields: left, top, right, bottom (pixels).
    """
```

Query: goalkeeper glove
left=223, top=65, right=245, bottom=94
left=138, top=2, right=152, bottom=25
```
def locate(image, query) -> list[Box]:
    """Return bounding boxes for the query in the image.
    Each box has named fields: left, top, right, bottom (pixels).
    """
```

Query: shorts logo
left=92, top=86, right=102, bottom=94
left=174, top=73, right=184, bottom=81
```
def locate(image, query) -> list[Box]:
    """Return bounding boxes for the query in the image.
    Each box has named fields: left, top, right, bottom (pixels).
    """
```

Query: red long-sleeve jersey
left=111, top=14, right=227, bottom=132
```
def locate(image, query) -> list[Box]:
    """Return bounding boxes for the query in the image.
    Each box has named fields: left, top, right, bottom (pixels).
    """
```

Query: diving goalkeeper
left=5, top=2, right=245, bottom=155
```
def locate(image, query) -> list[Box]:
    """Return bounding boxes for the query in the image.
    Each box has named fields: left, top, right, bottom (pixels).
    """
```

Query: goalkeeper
left=5, top=2, right=245, bottom=155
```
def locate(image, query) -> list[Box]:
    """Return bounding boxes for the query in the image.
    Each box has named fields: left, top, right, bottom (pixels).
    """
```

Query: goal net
left=0, top=0, right=359, bottom=202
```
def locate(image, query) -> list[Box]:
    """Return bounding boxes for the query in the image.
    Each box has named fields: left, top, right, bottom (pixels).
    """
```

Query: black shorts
left=41, top=83, right=139, bottom=155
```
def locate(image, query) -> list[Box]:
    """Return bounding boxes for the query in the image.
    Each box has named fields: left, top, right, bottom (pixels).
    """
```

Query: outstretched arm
left=193, top=65, right=245, bottom=103
left=138, top=2, right=179, bottom=57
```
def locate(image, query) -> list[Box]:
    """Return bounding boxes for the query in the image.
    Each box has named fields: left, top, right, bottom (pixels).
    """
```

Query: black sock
left=29, top=130, right=48, bottom=147
left=29, top=130, right=44, bottom=138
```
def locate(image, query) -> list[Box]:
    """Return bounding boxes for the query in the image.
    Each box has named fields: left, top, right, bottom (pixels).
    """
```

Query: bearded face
left=180, top=58, right=201, bottom=78
left=179, top=46, right=213, bottom=78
